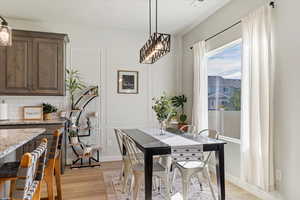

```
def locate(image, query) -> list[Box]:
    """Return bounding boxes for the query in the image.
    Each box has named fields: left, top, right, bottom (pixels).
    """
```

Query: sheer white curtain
left=192, top=41, right=208, bottom=132
left=241, top=4, right=275, bottom=191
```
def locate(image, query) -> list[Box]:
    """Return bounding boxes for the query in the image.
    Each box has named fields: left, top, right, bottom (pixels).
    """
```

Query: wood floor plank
left=41, top=161, right=260, bottom=200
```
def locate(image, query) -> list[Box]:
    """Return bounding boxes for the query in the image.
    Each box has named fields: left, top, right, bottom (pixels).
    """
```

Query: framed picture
left=23, top=106, right=43, bottom=120
left=117, top=70, right=139, bottom=94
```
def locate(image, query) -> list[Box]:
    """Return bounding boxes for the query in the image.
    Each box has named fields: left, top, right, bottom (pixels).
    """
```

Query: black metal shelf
left=67, top=86, right=101, bottom=169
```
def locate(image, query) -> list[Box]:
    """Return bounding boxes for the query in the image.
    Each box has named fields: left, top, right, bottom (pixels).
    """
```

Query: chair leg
left=196, top=173, right=204, bottom=191
left=32, top=182, right=42, bottom=200
left=54, top=157, right=63, bottom=200
left=132, top=173, right=143, bottom=200
left=0, top=181, right=3, bottom=196
left=171, top=167, right=177, bottom=193
left=181, top=172, right=192, bottom=200
left=122, top=166, right=130, bottom=193
left=204, top=167, right=216, bottom=200
left=45, top=171, right=55, bottom=200
left=9, top=180, right=16, bottom=198
left=119, top=163, right=125, bottom=181
left=161, top=176, right=171, bottom=200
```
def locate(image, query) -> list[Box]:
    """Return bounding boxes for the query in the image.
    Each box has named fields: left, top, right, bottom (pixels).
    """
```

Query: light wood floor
left=41, top=161, right=260, bottom=200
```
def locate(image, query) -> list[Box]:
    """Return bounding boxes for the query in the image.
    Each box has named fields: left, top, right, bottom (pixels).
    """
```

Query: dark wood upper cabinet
left=0, top=30, right=69, bottom=96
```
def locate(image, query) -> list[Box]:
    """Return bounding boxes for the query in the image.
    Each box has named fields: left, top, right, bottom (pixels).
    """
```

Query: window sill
left=219, top=135, right=241, bottom=144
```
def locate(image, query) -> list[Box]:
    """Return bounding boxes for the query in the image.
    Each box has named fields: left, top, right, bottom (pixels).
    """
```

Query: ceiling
left=0, top=0, right=230, bottom=35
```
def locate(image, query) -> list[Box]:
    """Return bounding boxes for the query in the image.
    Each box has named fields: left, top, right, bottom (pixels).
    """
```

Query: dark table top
left=121, top=128, right=226, bottom=154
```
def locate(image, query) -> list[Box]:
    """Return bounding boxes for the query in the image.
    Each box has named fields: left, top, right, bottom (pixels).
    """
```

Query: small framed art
left=117, top=70, right=139, bottom=94
left=23, top=106, right=43, bottom=120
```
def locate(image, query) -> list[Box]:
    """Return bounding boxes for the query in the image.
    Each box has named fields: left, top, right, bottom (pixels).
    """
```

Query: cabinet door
left=32, top=38, right=65, bottom=95
left=0, top=36, right=33, bottom=94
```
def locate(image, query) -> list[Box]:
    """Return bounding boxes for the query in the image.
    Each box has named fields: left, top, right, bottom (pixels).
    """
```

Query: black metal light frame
left=140, top=0, right=171, bottom=64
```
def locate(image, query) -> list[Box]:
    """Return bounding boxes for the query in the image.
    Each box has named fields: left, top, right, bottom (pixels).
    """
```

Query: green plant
left=66, top=68, right=86, bottom=109
left=152, top=93, right=177, bottom=123
left=171, top=94, right=187, bottom=123
left=69, top=129, right=78, bottom=137
left=227, top=89, right=241, bottom=111
left=42, top=103, right=58, bottom=114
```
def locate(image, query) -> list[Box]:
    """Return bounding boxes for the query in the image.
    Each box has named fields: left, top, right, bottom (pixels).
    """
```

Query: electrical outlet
left=276, top=169, right=282, bottom=182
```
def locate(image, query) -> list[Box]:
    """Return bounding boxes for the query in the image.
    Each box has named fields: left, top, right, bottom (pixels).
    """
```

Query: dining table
left=121, top=128, right=226, bottom=200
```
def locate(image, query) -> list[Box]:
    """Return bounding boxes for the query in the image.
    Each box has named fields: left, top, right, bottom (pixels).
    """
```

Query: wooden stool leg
left=0, top=181, right=3, bottom=196
left=54, top=156, right=62, bottom=200
left=9, top=180, right=16, bottom=198
left=32, top=182, right=42, bottom=200
left=44, top=169, right=55, bottom=200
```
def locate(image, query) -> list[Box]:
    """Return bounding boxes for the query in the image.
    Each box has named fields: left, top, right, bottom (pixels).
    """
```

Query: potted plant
left=66, top=68, right=86, bottom=110
left=42, top=103, right=58, bottom=120
left=171, top=95, right=188, bottom=130
left=152, top=93, right=177, bottom=134
left=69, top=129, right=79, bottom=144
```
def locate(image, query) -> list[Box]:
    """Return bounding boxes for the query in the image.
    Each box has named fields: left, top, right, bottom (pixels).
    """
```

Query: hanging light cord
left=149, top=0, right=152, bottom=37
left=156, top=0, right=158, bottom=34
left=0, top=16, right=8, bottom=26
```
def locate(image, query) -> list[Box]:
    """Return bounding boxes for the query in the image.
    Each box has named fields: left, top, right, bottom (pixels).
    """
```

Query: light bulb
left=155, top=42, right=163, bottom=50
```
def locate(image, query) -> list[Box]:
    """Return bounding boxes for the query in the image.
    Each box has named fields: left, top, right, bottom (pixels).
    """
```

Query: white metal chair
left=123, top=134, right=172, bottom=200
left=114, top=129, right=132, bottom=193
left=172, top=129, right=219, bottom=200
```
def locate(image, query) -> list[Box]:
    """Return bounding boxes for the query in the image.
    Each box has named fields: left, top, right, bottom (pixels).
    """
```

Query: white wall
left=4, top=19, right=181, bottom=162
left=181, top=0, right=300, bottom=199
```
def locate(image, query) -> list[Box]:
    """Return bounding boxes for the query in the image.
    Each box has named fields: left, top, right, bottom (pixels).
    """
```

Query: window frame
left=206, top=38, right=242, bottom=144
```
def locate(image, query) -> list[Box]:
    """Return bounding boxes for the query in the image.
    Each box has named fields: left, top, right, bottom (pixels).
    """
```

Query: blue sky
left=207, top=42, right=242, bottom=80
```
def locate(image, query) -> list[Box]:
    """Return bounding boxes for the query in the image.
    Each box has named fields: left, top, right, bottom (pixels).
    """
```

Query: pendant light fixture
left=0, top=15, right=12, bottom=46
left=140, top=0, right=171, bottom=64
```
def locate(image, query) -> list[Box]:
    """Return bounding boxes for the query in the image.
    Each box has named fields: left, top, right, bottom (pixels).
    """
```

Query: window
left=207, top=39, right=242, bottom=142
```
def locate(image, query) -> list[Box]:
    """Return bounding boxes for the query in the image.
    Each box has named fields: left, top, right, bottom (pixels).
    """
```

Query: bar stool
left=43, top=130, right=63, bottom=200
left=0, top=130, right=63, bottom=200
left=12, top=138, right=48, bottom=200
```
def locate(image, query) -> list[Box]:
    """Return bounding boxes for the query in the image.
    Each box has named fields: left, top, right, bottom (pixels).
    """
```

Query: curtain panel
left=240, top=4, right=275, bottom=191
left=192, top=41, right=208, bottom=132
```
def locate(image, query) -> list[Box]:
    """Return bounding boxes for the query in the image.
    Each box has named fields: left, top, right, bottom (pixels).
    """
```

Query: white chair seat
left=133, top=161, right=166, bottom=172
left=176, top=161, right=205, bottom=169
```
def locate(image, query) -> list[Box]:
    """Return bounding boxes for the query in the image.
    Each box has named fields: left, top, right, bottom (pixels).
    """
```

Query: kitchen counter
left=0, top=119, right=66, bottom=126
left=0, top=128, right=46, bottom=159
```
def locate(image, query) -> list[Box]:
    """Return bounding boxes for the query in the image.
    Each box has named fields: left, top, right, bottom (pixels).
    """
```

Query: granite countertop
left=0, top=119, right=67, bottom=126
left=0, top=128, right=46, bottom=159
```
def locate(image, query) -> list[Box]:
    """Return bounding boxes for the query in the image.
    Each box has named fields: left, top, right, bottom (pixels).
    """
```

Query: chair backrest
left=198, top=129, right=219, bottom=140
left=199, top=129, right=220, bottom=164
left=123, top=134, right=143, bottom=167
left=114, top=129, right=125, bottom=156
left=172, top=129, right=220, bottom=164
left=13, top=138, right=48, bottom=200
left=49, top=129, right=63, bottom=160
left=171, top=145, right=204, bottom=162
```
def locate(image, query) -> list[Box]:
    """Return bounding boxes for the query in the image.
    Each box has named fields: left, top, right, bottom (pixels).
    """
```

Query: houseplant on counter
left=42, top=103, right=58, bottom=120
left=66, top=68, right=86, bottom=110
left=171, top=94, right=188, bottom=130
left=152, top=93, right=177, bottom=135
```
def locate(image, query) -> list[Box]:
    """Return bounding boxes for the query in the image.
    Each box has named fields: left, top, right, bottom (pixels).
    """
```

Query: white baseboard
left=207, top=164, right=282, bottom=200
left=225, top=173, right=282, bottom=200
